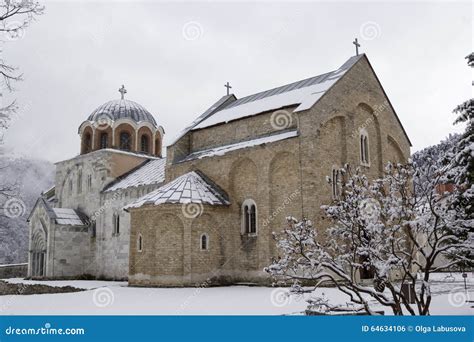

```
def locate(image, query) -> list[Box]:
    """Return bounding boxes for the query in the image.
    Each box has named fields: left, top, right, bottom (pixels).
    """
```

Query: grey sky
left=3, top=0, right=472, bottom=162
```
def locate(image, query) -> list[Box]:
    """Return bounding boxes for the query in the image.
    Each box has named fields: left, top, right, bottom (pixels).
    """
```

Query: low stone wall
left=0, top=263, right=28, bottom=279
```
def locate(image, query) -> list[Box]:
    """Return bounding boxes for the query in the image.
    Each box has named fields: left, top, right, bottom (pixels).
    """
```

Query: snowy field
left=0, top=274, right=472, bottom=315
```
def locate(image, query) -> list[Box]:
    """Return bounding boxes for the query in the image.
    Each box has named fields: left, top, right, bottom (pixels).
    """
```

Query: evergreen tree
left=444, top=53, right=474, bottom=268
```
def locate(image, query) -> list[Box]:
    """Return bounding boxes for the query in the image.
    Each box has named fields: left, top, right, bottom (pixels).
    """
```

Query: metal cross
left=224, top=82, right=232, bottom=96
left=353, top=38, right=360, bottom=56
left=119, top=85, right=127, bottom=100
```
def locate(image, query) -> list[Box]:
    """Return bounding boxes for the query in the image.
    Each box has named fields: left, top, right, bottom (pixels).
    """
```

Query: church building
left=27, top=54, right=411, bottom=285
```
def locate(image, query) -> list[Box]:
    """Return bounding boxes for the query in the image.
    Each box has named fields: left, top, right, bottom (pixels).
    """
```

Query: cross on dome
left=119, top=85, right=127, bottom=100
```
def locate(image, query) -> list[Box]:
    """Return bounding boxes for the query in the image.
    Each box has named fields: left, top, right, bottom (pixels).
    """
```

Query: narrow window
left=140, top=135, right=149, bottom=153
left=244, top=205, right=250, bottom=233
left=120, top=132, right=131, bottom=151
left=332, top=168, right=339, bottom=199
left=87, top=175, right=92, bottom=190
left=363, top=136, right=369, bottom=163
left=360, top=131, right=370, bottom=165
left=113, top=213, right=120, bottom=235
left=100, top=133, right=108, bottom=149
left=242, top=199, right=257, bottom=235
left=77, top=170, right=82, bottom=194
left=137, top=234, right=143, bottom=252
left=69, top=179, right=73, bottom=195
left=249, top=205, right=256, bottom=233
left=200, top=234, right=209, bottom=250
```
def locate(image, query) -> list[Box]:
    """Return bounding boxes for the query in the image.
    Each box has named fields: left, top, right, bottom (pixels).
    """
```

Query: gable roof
left=125, top=170, right=230, bottom=210
left=27, top=196, right=88, bottom=226
left=171, top=54, right=411, bottom=147
left=170, top=55, right=364, bottom=144
left=180, top=130, right=298, bottom=163
left=103, top=158, right=166, bottom=192
left=52, top=208, right=88, bottom=226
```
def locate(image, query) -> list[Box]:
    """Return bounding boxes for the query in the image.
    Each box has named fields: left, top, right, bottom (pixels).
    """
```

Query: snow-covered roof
left=103, top=158, right=166, bottom=192
left=52, top=208, right=87, bottom=226
left=125, top=170, right=230, bottom=210
left=180, top=130, right=298, bottom=162
left=172, top=55, right=363, bottom=140
left=87, top=99, right=157, bottom=126
left=56, top=148, right=160, bottom=165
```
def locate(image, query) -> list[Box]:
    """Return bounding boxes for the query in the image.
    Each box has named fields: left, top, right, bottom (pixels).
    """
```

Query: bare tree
left=266, top=162, right=472, bottom=315
left=0, top=0, right=43, bottom=215
left=0, top=0, right=44, bottom=141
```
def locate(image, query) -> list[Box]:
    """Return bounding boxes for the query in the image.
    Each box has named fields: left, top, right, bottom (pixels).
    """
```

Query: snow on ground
left=0, top=273, right=472, bottom=315
left=2, top=278, right=126, bottom=289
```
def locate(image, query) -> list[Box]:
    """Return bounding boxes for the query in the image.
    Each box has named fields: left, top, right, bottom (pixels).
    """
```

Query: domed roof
left=87, top=99, right=157, bottom=126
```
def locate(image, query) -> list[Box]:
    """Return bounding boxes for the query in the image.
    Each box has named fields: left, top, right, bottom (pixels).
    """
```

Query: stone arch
left=319, top=115, right=347, bottom=164
left=387, top=135, right=406, bottom=164
left=80, top=126, right=93, bottom=154
left=190, top=213, right=223, bottom=279
left=94, top=126, right=112, bottom=150
left=30, top=219, right=47, bottom=277
left=59, top=168, right=74, bottom=206
left=153, top=213, right=184, bottom=277
left=137, top=126, right=153, bottom=154
left=229, top=157, right=258, bottom=205
left=356, top=103, right=383, bottom=175
left=268, top=152, right=301, bottom=231
left=114, top=123, right=136, bottom=152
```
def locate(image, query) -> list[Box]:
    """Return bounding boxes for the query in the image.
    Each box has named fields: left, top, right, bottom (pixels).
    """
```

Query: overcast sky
left=2, top=0, right=472, bottom=162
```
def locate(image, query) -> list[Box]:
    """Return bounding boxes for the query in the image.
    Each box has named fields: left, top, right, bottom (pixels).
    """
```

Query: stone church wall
left=129, top=56, right=411, bottom=286
left=129, top=136, right=302, bottom=286
left=95, top=183, right=161, bottom=280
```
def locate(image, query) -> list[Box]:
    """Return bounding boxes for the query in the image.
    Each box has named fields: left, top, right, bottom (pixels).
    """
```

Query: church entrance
left=30, top=220, right=48, bottom=278
left=31, top=251, right=46, bottom=277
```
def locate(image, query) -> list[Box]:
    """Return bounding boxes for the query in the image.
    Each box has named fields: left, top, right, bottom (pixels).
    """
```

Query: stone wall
left=94, top=183, right=161, bottom=280
left=0, top=264, right=27, bottom=279
left=28, top=148, right=162, bottom=280
left=129, top=55, right=411, bottom=287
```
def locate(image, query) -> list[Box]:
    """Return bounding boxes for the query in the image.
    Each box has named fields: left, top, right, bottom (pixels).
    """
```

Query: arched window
left=137, top=234, right=143, bottom=252
left=242, top=199, right=257, bottom=235
left=332, top=168, right=340, bottom=199
left=119, top=132, right=131, bottom=151
left=83, top=133, right=92, bottom=153
left=360, top=130, right=370, bottom=165
left=113, top=213, right=120, bottom=235
left=200, top=233, right=209, bottom=250
left=140, top=135, right=149, bottom=153
left=100, top=133, right=108, bottom=149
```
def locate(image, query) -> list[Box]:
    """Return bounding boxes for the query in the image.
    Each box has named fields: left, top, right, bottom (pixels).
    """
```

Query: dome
left=87, top=99, right=157, bottom=126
